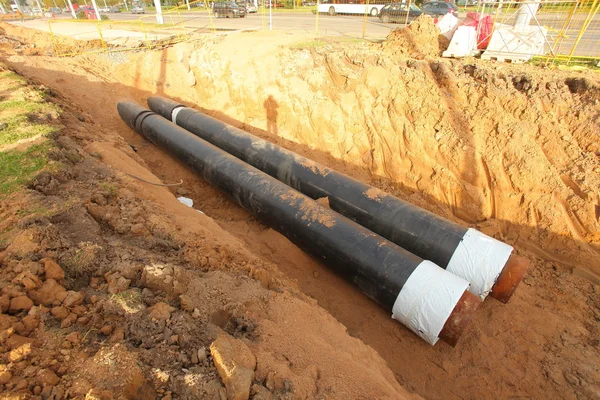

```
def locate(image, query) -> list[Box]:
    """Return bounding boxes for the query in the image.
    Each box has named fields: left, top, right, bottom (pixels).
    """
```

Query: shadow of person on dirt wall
left=263, top=95, right=279, bottom=136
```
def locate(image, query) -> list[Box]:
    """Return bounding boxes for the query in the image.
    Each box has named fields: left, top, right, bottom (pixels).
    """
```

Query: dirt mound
left=382, top=15, right=449, bottom=58
left=0, top=23, right=105, bottom=56
left=0, top=73, right=415, bottom=399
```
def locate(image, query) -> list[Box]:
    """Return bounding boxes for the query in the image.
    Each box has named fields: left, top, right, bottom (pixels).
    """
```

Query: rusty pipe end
left=438, top=290, right=481, bottom=347
left=489, top=254, right=529, bottom=304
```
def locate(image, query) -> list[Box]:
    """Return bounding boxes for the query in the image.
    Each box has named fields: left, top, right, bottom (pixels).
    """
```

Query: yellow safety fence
left=48, top=10, right=194, bottom=58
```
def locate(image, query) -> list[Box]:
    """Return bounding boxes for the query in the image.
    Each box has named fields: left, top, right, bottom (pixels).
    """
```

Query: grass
left=0, top=66, right=60, bottom=197
left=290, top=39, right=326, bottom=49
left=0, top=142, right=51, bottom=195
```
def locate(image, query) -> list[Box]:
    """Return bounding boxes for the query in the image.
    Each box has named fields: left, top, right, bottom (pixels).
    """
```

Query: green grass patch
left=0, top=142, right=51, bottom=196
left=290, top=39, right=326, bottom=49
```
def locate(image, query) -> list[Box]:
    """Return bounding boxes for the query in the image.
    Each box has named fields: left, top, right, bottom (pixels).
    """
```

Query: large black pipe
left=118, top=101, right=480, bottom=346
left=147, top=97, right=527, bottom=302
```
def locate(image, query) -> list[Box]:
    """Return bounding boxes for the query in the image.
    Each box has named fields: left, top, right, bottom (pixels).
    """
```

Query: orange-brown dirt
left=1, top=23, right=599, bottom=400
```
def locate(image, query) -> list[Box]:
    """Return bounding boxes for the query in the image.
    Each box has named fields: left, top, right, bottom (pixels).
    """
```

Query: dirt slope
left=1, top=26, right=599, bottom=400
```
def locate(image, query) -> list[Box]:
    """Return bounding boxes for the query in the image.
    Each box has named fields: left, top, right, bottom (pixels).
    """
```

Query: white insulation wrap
left=171, top=107, right=184, bottom=125
left=392, top=260, right=469, bottom=345
left=446, top=228, right=513, bottom=299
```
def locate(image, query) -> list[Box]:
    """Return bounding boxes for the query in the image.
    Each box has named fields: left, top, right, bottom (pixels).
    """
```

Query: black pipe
left=118, top=101, right=479, bottom=346
left=147, top=97, right=525, bottom=301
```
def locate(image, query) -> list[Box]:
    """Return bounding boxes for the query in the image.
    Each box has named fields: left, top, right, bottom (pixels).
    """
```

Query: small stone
left=0, top=364, right=12, bottom=385
left=36, top=368, right=60, bottom=386
left=0, top=294, right=9, bottom=313
left=210, top=334, right=256, bottom=400
left=108, top=326, right=124, bottom=343
left=61, top=340, right=72, bottom=349
left=65, top=332, right=80, bottom=345
left=51, top=306, right=70, bottom=320
left=179, top=295, right=194, bottom=312
left=313, top=271, right=320, bottom=278
left=191, top=351, right=199, bottom=364
left=62, top=291, right=84, bottom=307
left=162, top=394, right=172, bottom=400
left=42, top=258, right=65, bottom=281
left=85, top=388, right=114, bottom=400
left=197, top=347, right=207, bottom=362
left=33, top=385, right=42, bottom=395
left=169, top=335, right=179, bottom=345
left=61, top=313, right=77, bottom=328
left=251, top=384, right=274, bottom=400
left=9, top=296, right=34, bottom=313
left=100, top=325, right=114, bottom=335
left=0, top=122, right=7, bottom=131
left=106, top=274, right=131, bottom=294
left=55, top=291, right=68, bottom=303
left=8, top=343, right=32, bottom=362
left=192, top=308, right=201, bottom=319
left=77, top=115, right=85, bottom=122
left=21, top=314, right=39, bottom=333
left=148, top=302, right=175, bottom=321
left=29, top=279, right=67, bottom=306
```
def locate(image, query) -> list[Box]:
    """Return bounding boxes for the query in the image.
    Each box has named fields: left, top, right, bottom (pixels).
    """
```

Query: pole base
left=439, top=290, right=481, bottom=347
left=489, top=254, right=529, bottom=304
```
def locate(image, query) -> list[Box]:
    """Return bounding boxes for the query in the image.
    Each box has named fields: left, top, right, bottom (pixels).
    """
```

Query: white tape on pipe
left=171, top=106, right=184, bottom=125
left=392, top=260, right=469, bottom=345
left=446, top=228, right=513, bottom=299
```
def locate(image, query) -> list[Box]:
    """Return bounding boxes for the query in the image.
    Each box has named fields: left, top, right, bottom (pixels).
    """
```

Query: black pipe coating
left=147, top=97, right=467, bottom=269
left=118, top=101, right=430, bottom=311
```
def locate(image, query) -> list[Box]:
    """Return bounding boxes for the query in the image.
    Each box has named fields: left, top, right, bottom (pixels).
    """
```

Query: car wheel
left=370, top=7, right=378, bottom=16
left=328, top=6, right=335, bottom=16
left=382, top=15, right=390, bottom=23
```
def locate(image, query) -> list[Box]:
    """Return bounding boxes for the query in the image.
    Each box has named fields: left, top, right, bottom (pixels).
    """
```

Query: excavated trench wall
left=113, top=33, right=600, bottom=280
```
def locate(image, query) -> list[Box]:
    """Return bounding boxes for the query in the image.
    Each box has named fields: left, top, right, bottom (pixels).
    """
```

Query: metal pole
left=66, top=0, right=76, bottom=17
left=269, top=0, right=272, bottom=30
left=186, top=0, right=190, bottom=10
left=404, top=0, right=411, bottom=26
left=35, top=0, right=43, bottom=13
left=90, top=0, right=101, bottom=19
left=154, top=0, right=164, bottom=23
left=124, top=0, right=128, bottom=11
left=568, top=0, right=599, bottom=61
left=361, top=0, right=368, bottom=38
left=103, top=0, right=107, bottom=7
left=315, top=0, right=319, bottom=33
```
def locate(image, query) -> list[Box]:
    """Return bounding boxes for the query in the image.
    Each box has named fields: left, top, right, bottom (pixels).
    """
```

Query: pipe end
left=489, top=254, right=529, bottom=304
left=438, top=290, right=481, bottom=347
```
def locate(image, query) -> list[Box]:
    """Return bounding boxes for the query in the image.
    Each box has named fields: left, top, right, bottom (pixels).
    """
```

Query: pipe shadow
left=3, top=59, right=599, bottom=400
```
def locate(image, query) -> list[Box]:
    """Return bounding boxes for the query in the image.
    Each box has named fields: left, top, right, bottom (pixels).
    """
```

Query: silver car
left=131, top=5, right=145, bottom=13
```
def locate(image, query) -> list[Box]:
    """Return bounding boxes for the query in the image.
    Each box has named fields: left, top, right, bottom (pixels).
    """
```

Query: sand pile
left=382, top=15, right=449, bottom=58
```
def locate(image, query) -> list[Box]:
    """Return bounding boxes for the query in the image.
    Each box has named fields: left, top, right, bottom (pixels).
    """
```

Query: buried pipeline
left=147, top=96, right=528, bottom=303
left=118, top=100, right=481, bottom=346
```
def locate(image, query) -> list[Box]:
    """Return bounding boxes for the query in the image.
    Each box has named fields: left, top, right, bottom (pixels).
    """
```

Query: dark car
left=379, top=3, right=422, bottom=23
left=422, top=1, right=458, bottom=16
left=213, top=2, right=246, bottom=17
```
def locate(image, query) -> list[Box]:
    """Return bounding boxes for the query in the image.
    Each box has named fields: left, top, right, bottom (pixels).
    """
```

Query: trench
left=2, top=30, right=600, bottom=399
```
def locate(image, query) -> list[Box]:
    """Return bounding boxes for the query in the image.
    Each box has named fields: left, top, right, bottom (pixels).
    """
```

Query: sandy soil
left=1, top=19, right=599, bottom=400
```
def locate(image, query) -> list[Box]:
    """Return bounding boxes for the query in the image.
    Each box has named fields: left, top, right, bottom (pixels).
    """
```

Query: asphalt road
left=53, top=10, right=600, bottom=56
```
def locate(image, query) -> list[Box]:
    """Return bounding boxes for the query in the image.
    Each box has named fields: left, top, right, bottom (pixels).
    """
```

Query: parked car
left=421, top=1, right=457, bottom=16
left=244, top=2, right=258, bottom=12
left=379, top=3, right=422, bottom=23
left=108, top=6, right=121, bottom=12
left=98, top=6, right=110, bottom=12
left=48, top=7, right=62, bottom=13
left=212, top=2, right=246, bottom=17
left=131, top=4, right=145, bottom=13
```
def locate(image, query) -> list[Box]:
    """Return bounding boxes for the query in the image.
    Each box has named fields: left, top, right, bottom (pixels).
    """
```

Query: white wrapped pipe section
left=392, top=261, right=470, bottom=345
left=446, top=228, right=513, bottom=299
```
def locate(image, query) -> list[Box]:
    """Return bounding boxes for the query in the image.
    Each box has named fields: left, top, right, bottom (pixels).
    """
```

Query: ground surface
left=0, top=18, right=599, bottom=400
